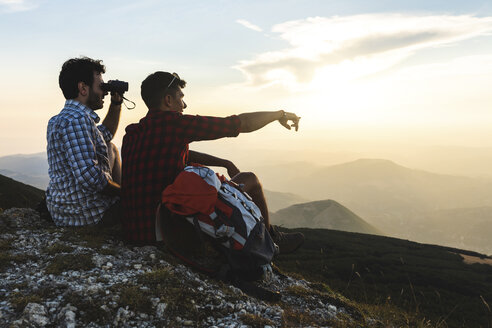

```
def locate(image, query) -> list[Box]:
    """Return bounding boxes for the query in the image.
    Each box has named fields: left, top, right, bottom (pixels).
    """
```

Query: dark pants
left=100, top=199, right=122, bottom=227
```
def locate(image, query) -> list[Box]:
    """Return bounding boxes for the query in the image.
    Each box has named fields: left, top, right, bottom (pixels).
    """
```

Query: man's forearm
left=189, top=150, right=240, bottom=178
left=188, top=150, right=230, bottom=167
left=102, top=103, right=122, bottom=136
left=238, top=111, right=284, bottom=133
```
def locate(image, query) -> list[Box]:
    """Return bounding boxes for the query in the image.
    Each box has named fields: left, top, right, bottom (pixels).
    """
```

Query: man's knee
left=245, top=172, right=261, bottom=188
left=107, top=142, right=122, bottom=184
left=107, top=142, right=121, bottom=167
left=108, top=142, right=119, bottom=159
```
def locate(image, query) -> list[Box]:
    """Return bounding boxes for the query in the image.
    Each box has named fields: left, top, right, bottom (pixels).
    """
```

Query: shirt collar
left=65, top=99, right=101, bottom=123
left=147, top=108, right=181, bottom=117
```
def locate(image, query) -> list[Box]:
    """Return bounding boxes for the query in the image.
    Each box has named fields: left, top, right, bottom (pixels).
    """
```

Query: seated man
left=46, top=57, right=123, bottom=226
left=121, top=71, right=304, bottom=254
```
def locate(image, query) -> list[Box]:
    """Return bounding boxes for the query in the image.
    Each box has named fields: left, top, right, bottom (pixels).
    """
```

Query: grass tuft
left=9, top=292, right=43, bottom=313
left=45, top=253, right=94, bottom=275
left=240, top=313, right=274, bottom=327
left=118, top=285, right=153, bottom=314
left=43, top=243, right=74, bottom=255
left=65, top=292, right=111, bottom=324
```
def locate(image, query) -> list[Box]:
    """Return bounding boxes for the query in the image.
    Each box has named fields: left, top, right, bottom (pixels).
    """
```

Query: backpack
left=156, top=165, right=277, bottom=282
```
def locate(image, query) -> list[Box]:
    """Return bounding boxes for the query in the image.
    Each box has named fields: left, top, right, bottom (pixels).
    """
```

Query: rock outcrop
left=0, top=208, right=358, bottom=327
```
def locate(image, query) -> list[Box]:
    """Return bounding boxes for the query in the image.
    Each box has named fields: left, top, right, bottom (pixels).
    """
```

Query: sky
left=2, top=0, right=492, bottom=175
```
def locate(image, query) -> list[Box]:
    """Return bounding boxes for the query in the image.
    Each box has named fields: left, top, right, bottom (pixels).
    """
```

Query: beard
left=86, top=88, right=104, bottom=110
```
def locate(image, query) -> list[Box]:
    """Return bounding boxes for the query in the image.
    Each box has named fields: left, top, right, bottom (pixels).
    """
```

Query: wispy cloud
left=236, top=19, right=263, bottom=32
left=0, top=0, right=37, bottom=13
left=235, top=14, right=492, bottom=89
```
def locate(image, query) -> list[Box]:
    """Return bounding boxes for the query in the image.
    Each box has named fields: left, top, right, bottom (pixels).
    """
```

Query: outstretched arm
left=238, top=110, right=300, bottom=133
left=189, top=150, right=240, bottom=178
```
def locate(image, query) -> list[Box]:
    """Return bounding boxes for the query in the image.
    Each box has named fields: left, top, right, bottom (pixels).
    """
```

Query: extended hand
left=278, top=111, right=300, bottom=131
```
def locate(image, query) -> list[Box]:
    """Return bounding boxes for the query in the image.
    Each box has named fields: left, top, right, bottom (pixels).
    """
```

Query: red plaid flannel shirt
left=121, top=110, right=241, bottom=243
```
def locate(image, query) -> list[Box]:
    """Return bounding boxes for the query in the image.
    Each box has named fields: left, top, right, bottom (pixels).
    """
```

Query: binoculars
left=100, top=80, right=128, bottom=95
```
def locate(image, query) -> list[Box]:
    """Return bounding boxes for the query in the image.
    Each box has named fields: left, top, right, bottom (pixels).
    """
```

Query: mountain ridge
left=271, top=199, right=382, bottom=235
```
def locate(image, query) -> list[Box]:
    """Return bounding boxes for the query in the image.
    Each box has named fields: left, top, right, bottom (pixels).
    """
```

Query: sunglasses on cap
left=166, top=72, right=180, bottom=89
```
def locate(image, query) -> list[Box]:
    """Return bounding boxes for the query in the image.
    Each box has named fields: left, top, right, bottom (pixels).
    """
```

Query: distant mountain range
left=258, top=158, right=492, bottom=211
left=263, top=189, right=309, bottom=212
left=270, top=199, right=381, bottom=235
left=2, top=152, right=492, bottom=254
left=255, top=158, right=492, bottom=255
left=0, top=152, right=48, bottom=189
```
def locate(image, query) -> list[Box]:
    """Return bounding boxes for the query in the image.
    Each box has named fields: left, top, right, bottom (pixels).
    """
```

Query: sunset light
left=1, top=2, right=492, bottom=326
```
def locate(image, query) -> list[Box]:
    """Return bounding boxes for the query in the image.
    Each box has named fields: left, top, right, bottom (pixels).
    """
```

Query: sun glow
left=230, top=13, right=492, bottom=129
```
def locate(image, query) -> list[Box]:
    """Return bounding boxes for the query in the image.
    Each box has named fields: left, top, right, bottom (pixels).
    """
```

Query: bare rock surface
left=0, top=208, right=358, bottom=327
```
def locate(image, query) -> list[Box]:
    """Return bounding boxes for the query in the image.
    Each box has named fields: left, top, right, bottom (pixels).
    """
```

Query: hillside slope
left=275, top=227, right=492, bottom=328
left=0, top=173, right=44, bottom=209
left=270, top=199, right=381, bottom=235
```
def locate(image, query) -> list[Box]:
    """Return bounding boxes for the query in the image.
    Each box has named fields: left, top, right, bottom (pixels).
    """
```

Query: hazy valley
left=1, top=152, right=492, bottom=255
left=254, top=158, right=492, bottom=255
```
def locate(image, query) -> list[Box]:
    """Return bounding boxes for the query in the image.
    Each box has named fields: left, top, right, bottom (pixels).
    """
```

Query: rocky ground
left=0, top=208, right=367, bottom=327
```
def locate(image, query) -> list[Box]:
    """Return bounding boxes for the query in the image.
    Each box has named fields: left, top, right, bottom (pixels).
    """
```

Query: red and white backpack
left=156, top=165, right=277, bottom=281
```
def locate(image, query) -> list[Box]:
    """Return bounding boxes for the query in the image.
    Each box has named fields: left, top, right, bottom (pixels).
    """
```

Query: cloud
left=234, top=14, right=492, bottom=89
left=236, top=19, right=263, bottom=32
left=0, top=0, right=37, bottom=12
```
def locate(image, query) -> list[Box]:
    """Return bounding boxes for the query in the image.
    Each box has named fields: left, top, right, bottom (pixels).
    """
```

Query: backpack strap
left=155, top=203, right=164, bottom=242
left=193, top=216, right=207, bottom=245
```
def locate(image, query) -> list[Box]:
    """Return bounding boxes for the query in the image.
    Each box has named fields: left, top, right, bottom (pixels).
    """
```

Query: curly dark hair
left=141, top=71, right=187, bottom=109
left=59, top=57, right=106, bottom=99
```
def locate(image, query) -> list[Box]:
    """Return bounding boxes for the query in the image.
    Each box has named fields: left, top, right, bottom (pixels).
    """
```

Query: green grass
left=135, top=268, right=205, bottom=320
left=240, top=313, right=274, bottom=327
left=59, top=225, right=122, bottom=249
left=45, top=253, right=94, bottom=275
left=43, top=243, right=74, bottom=255
left=9, top=293, right=43, bottom=313
left=118, top=285, right=153, bottom=314
left=0, top=252, right=35, bottom=270
left=9, top=287, right=56, bottom=313
left=65, top=292, right=111, bottom=324
left=274, top=227, right=492, bottom=327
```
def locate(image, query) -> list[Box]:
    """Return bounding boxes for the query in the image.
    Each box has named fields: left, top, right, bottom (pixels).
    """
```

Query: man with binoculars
left=45, top=56, right=124, bottom=226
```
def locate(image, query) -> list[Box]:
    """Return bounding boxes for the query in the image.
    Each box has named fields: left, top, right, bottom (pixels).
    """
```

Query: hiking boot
left=269, top=225, right=304, bottom=255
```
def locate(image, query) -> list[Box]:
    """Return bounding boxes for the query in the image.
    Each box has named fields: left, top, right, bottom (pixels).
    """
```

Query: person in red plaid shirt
left=121, top=71, right=304, bottom=254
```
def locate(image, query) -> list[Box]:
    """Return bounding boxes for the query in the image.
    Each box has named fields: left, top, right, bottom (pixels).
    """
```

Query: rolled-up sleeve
left=97, top=124, right=113, bottom=143
left=177, top=114, right=241, bottom=143
left=63, top=117, right=109, bottom=192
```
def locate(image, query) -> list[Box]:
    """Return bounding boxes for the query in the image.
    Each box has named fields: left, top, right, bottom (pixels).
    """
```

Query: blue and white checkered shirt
left=46, top=100, right=118, bottom=226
